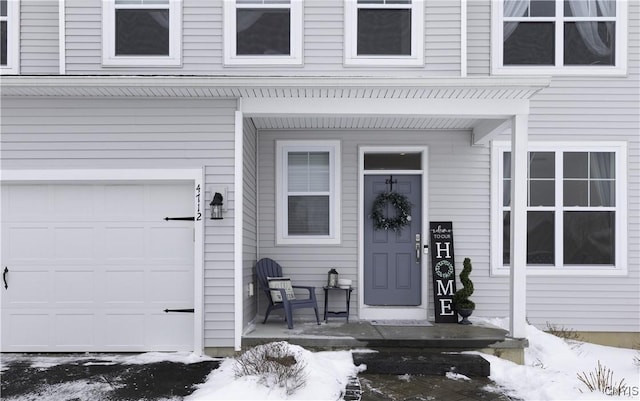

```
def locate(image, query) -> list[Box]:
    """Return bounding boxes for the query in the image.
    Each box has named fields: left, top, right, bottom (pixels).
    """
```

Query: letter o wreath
left=435, top=260, right=454, bottom=279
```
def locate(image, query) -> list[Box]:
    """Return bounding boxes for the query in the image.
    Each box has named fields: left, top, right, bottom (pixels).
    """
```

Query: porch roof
left=0, top=75, right=550, bottom=143
left=1, top=75, right=549, bottom=100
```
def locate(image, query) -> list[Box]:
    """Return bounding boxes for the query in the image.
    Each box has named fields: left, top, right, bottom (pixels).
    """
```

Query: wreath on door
left=371, top=192, right=412, bottom=231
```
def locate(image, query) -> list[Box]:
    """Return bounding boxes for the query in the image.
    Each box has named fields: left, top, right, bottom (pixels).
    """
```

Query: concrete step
left=352, top=351, right=490, bottom=377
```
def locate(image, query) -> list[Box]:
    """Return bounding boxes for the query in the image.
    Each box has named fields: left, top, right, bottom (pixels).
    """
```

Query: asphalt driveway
left=0, top=354, right=220, bottom=401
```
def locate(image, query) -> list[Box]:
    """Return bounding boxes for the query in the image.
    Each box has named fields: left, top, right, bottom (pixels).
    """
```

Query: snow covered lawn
left=472, top=318, right=640, bottom=401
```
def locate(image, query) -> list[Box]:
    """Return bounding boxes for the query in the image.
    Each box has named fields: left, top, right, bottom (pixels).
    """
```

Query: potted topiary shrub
left=452, top=258, right=475, bottom=325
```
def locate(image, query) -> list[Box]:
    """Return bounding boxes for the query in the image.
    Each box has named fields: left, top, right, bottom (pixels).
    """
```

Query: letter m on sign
left=436, top=280, right=454, bottom=296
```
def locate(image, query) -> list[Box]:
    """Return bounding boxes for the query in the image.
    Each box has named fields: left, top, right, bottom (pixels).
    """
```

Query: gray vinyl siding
left=257, top=129, right=495, bottom=321
left=242, top=118, right=258, bottom=326
left=20, top=0, right=59, bottom=74
left=0, top=97, right=239, bottom=348
left=61, top=0, right=461, bottom=76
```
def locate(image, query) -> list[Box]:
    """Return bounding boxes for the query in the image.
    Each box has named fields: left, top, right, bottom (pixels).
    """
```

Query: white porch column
left=234, top=109, right=244, bottom=351
left=509, top=114, right=528, bottom=338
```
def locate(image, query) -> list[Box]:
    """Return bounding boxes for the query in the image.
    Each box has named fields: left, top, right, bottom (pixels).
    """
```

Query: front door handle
left=3, top=267, right=8, bottom=289
left=415, top=234, right=421, bottom=263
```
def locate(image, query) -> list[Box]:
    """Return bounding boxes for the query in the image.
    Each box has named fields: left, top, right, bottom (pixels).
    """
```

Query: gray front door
left=364, top=175, right=422, bottom=305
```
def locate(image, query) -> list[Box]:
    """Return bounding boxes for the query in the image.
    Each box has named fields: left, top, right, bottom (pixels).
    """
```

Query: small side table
left=323, top=286, right=353, bottom=322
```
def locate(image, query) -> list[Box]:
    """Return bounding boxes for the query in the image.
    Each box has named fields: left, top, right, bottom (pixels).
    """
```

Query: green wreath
left=371, top=192, right=412, bottom=231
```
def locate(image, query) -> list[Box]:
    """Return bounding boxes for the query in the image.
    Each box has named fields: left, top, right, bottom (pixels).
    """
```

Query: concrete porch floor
left=242, top=319, right=528, bottom=364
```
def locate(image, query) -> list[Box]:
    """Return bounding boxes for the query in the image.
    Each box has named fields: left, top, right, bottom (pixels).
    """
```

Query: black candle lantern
left=327, top=268, right=338, bottom=287
left=210, top=192, right=223, bottom=220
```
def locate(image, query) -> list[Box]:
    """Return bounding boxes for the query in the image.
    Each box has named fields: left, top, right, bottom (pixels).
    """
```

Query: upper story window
left=344, top=0, right=424, bottom=66
left=0, top=0, right=19, bottom=74
left=492, top=0, right=627, bottom=75
left=491, top=141, right=628, bottom=276
left=276, top=141, right=341, bottom=245
left=224, top=0, right=303, bottom=65
left=102, top=0, right=182, bottom=67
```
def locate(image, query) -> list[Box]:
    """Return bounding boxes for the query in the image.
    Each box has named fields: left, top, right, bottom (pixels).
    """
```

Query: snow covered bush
left=234, top=342, right=308, bottom=396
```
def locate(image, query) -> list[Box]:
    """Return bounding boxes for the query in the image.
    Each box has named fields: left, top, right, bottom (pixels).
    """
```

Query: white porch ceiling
left=250, top=116, right=480, bottom=131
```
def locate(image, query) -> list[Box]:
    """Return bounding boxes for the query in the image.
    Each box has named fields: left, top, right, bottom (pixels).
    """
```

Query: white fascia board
left=0, top=169, right=202, bottom=181
left=241, top=97, right=530, bottom=118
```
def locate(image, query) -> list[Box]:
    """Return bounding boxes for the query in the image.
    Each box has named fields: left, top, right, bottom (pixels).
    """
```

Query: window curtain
left=503, top=0, right=615, bottom=57
left=568, top=0, right=614, bottom=57
left=590, top=152, right=614, bottom=206
left=503, top=0, right=528, bottom=40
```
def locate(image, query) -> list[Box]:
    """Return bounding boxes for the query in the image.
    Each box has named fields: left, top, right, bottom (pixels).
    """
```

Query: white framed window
left=491, top=141, right=627, bottom=276
left=102, top=0, right=182, bottom=67
left=344, top=0, right=424, bottom=66
left=223, top=0, right=303, bottom=66
left=276, top=140, right=341, bottom=245
left=0, top=0, right=19, bottom=74
left=491, top=0, right=627, bottom=75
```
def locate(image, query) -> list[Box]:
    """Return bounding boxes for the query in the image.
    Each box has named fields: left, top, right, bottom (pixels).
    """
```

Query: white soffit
left=251, top=116, right=480, bottom=131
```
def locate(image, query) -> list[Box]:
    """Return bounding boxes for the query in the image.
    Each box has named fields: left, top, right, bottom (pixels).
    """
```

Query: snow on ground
left=2, top=319, right=638, bottom=400
left=190, top=318, right=639, bottom=400
left=472, top=317, right=640, bottom=401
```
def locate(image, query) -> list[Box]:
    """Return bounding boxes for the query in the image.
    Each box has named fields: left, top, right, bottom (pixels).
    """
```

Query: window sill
left=491, top=65, right=627, bottom=77
left=276, top=237, right=341, bottom=246
left=102, top=56, right=182, bottom=68
left=491, top=266, right=627, bottom=277
left=0, top=66, right=20, bottom=75
left=344, top=56, right=424, bottom=67
left=224, top=56, right=303, bottom=66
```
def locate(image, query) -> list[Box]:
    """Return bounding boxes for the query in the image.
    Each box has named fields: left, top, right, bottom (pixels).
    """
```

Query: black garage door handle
left=3, top=267, right=8, bottom=289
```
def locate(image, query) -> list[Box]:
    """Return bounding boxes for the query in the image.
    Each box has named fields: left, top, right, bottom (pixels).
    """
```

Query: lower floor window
left=276, top=140, right=341, bottom=245
left=493, top=142, right=626, bottom=274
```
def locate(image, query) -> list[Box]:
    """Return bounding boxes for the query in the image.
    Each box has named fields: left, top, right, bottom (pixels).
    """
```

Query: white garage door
left=1, top=182, right=195, bottom=352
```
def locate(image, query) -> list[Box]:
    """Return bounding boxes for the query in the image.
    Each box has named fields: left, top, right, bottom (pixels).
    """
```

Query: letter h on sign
left=435, top=242, right=451, bottom=259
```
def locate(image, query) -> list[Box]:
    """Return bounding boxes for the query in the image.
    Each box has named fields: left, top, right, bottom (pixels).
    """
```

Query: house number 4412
left=195, top=185, right=202, bottom=221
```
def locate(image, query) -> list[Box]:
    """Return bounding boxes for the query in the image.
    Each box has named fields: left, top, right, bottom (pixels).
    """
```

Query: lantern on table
left=327, top=269, right=339, bottom=287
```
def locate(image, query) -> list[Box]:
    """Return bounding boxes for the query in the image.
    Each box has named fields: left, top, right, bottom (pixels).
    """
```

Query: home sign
left=429, top=222, right=458, bottom=323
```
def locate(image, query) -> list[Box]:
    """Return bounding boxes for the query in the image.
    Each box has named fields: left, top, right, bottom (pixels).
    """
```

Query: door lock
left=415, top=234, right=421, bottom=263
